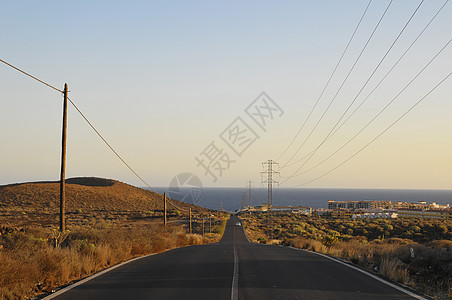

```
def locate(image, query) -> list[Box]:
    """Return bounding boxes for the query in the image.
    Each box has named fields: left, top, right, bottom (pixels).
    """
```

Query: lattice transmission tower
left=261, top=160, right=279, bottom=239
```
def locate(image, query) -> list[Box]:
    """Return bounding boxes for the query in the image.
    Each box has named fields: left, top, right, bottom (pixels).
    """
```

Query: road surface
left=47, top=216, right=423, bottom=299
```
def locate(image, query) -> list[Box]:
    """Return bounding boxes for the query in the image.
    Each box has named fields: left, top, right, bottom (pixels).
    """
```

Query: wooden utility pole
left=202, top=217, right=205, bottom=236
left=59, top=83, right=68, bottom=232
left=163, top=192, right=167, bottom=226
left=189, top=208, right=192, bottom=234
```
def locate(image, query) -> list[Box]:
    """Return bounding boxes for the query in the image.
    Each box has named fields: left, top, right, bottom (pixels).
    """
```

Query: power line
left=289, top=69, right=452, bottom=187
left=165, top=196, right=190, bottom=212
left=281, top=0, right=393, bottom=169
left=285, top=35, right=452, bottom=181
left=330, top=0, right=448, bottom=139
left=281, top=0, right=448, bottom=170
left=283, top=14, right=452, bottom=182
left=276, top=0, right=373, bottom=162
left=66, top=96, right=158, bottom=194
left=0, top=58, right=195, bottom=213
left=0, top=58, right=62, bottom=93
left=0, top=58, right=160, bottom=195
left=281, top=0, right=424, bottom=181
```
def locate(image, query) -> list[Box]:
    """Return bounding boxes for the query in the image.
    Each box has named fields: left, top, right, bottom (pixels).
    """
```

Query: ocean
left=152, top=187, right=452, bottom=212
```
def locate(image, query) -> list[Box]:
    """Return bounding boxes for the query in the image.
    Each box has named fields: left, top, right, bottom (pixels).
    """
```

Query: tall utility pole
left=241, top=181, right=253, bottom=211
left=59, top=83, right=68, bottom=232
left=247, top=181, right=253, bottom=208
left=261, top=159, right=279, bottom=240
left=163, top=192, right=167, bottom=226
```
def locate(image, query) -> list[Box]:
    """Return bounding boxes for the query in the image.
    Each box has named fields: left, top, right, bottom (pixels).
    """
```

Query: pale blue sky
left=1, top=1, right=451, bottom=189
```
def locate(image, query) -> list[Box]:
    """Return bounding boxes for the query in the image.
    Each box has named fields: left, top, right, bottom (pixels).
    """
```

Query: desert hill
left=0, top=177, right=207, bottom=227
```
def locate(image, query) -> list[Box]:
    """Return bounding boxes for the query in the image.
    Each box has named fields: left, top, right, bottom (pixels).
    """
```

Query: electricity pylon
left=261, top=160, right=279, bottom=240
left=246, top=181, right=253, bottom=208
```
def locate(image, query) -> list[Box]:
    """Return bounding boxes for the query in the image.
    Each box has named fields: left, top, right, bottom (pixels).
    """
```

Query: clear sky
left=1, top=1, right=451, bottom=189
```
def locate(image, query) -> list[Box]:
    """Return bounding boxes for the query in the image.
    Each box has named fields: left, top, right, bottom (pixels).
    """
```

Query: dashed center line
left=231, top=247, right=239, bottom=300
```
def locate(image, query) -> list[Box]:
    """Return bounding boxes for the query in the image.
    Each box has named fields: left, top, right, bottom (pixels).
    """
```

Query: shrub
left=380, top=258, right=410, bottom=284
left=240, top=211, right=452, bottom=297
left=257, top=237, right=267, bottom=244
left=291, top=237, right=326, bottom=253
left=0, top=222, right=221, bottom=299
left=429, top=239, right=452, bottom=249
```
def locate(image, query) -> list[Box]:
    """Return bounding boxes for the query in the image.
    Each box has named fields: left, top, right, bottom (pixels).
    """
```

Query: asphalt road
left=47, top=216, right=423, bottom=300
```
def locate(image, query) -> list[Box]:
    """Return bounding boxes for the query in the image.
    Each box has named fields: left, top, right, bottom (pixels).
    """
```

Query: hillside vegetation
left=0, top=177, right=228, bottom=299
left=240, top=212, right=452, bottom=298
left=0, top=177, right=205, bottom=228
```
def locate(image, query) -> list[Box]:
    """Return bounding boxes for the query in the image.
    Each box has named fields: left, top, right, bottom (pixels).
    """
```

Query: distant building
left=271, top=206, right=312, bottom=215
left=327, top=200, right=391, bottom=210
left=313, top=208, right=329, bottom=216
left=244, top=205, right=312, bottom=215
left=352, top=210, right=398, bottom=219
left=328, top=200, right=449, bottom=213
left=396, top=208, right=452, bottom=219
left=330, top=208, right=354, bottom=218
left=392, top=201, right=449, bottom=210
left=327, top=200, right=347, bottom=210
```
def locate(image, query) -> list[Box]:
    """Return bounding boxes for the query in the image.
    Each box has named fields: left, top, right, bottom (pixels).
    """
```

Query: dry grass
left=0, top=177, right=210, bottom=228
left=0, top=223, right=220, bottom=300
left=0, top=177, right=228, bottom=299
left=290, top=237, right=326, bottom=253
left=290, top=238, right=452, bottom=296
left=380, top=258, right=410, bottom=285
left=241, top=213, right=452, bottom=297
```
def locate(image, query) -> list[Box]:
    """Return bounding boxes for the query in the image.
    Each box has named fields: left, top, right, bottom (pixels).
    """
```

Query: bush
left=291, top=237, right=326, bottom=253
left=257, top=237, right=267, bottom=244
left=240, top=211, right=452, bottom=297
left=380, top=258, right=410, bottom=284
left=0, top=222, right=220, bottom=299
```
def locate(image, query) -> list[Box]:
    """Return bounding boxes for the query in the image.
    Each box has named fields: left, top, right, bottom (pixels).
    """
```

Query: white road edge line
left=231, top=246, right=239, bottom=300
left=288, top=246, right=427, bottom=300
left=42, top=243, right=205, bottom=299
left=42, top=252, right=158, bottom=299
left=43, top=243, right=201, bottom=299
left=238, top=218, right=251, bottom=243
